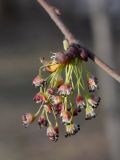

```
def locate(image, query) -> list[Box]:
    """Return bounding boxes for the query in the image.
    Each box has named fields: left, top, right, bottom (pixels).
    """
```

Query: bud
left=85, top=106, right=96, bottom=120
left=60, top=111, right=71, bottom=124
left=54, top=52, right=69, bottom=64
left=22, top=113, right=34, bottom=127
left=75, top=95, right=85, bottom=110
left=63, top=39, right=69, bottom=51
left=47, top=126, right=59, bottom=142
left=65, top=44, right=80, bottom=58
left=79, top=48, right=88, bottom=61
left=32, top=75, right=46, bottom=87
left=65, top=123, right=80, bottom=137
left=33, top=92, right=47, bottom=104
left=88, top=95, right=101, bottom=108
left=58, top=83, right=72, bottom=96
left=87, top=76, right=98, bottom=92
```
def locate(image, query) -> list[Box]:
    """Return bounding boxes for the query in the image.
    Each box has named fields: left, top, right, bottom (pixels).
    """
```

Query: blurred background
left=0, top=0, right=120, bottom=160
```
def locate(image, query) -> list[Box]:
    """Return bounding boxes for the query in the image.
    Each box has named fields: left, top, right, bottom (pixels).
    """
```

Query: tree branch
left=37, top=0, right=120, bottom=83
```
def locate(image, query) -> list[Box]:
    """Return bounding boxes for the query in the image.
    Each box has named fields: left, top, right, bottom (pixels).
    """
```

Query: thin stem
left=45, top=110, right=52, bottom=125
left=51, top=105, right=58, bottom=127
left=37, top=0, right=120, bottom=84
left=34, top=105, right=43, bottom=117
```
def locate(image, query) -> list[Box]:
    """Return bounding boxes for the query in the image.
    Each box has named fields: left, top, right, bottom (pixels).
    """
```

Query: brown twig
left=37, top=0, right=120, bottom=83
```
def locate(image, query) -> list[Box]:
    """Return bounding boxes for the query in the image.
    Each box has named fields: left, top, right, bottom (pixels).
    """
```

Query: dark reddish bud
left=79, top=48, right=88, bottom=61
left=65, top=44, right=80, bottom=58
left=55, top=52, right=69, bottom=64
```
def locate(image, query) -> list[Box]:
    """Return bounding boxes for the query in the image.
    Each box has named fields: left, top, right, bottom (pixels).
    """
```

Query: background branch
left=37, top=0, right=120, bottom=83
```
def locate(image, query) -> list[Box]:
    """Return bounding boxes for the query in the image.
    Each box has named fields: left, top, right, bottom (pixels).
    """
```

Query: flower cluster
left=22, top=40, right=101, bottom=142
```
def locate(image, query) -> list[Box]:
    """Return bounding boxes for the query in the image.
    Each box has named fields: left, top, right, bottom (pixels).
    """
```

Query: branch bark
left=37, top=0, right=120, bottom=83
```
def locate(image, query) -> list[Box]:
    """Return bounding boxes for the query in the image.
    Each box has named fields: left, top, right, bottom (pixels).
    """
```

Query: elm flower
left=88, top=95, right=101, bottom=108
left=87, top=76, right=98, bottom=92
left=47, top=125, right=59, bottom=142
left=32, top=75, right=46, bottom=87
left=22, top=40, right=101, bottom=141
left=85, top=105, right=96, bottom=120
left=75, top=95, right=85, bottom=111
left=58, top=84, right=72, bottom=96
left=22, top=113, right=35, bottom=128
left=33, top=92, right=47, bottom=104
left=60, top=111, right=71, bottom=124
left=65, top=123, right=80, bottom=137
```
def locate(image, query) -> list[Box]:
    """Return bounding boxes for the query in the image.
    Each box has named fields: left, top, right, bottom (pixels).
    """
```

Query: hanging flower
left=32, top=75, right=46, bottom=87
left=47, top=125, right=59, bottom=142
left=33, top=92, right=47, bottom=104
left=88, top=95, right=101, bottom=108
left=22, top=40, right=101, bottom=142
left=60, top=111, right=71, bottom=124
left=87, top=76, right=98, bottom=92
left=58, top=83, right=72, bottom=96
left=85, top=105, right=96, bottom=120
left=75, top=95, right=85, bottom=111
left=22, top=113, right=35, bottom=128
left=64, top=123, right=80, bottom=137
